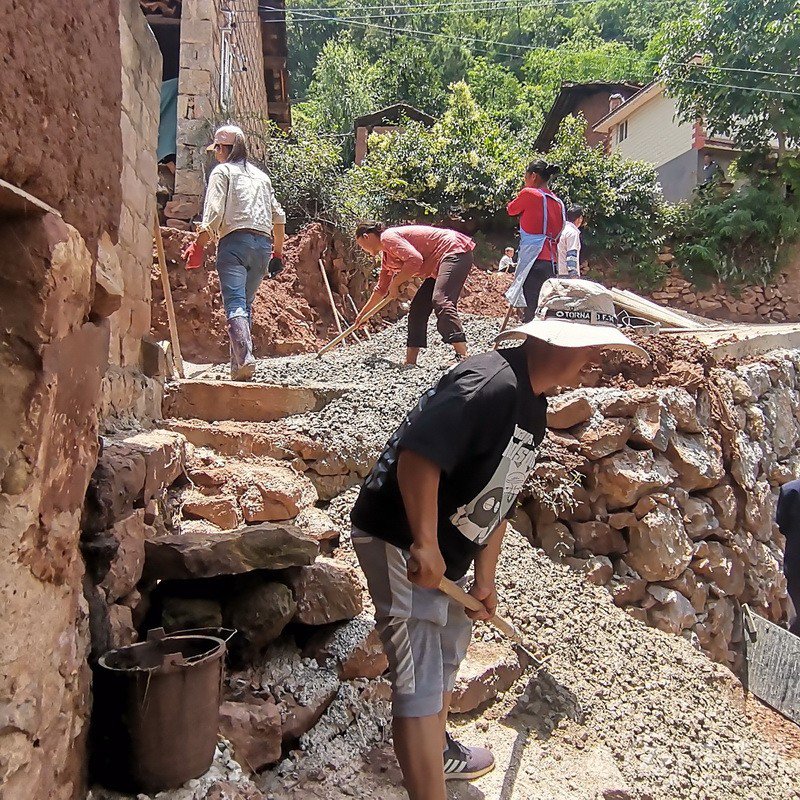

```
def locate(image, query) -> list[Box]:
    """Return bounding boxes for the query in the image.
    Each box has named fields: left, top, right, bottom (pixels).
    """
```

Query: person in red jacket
left=355, top=222, right=475, bottom=367
left=505, top=160, right=566, bottom=321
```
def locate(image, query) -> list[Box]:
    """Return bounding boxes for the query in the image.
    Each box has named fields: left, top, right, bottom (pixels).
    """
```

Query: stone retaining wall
left=523, top=348, right=799, bottom=668
left=590, top=245, right=800, bottom=325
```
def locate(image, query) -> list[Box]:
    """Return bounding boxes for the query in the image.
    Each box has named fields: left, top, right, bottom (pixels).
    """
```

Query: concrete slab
left=162, top=379, right=347, bottom=423
left=663, top=323, right=800, bottom=360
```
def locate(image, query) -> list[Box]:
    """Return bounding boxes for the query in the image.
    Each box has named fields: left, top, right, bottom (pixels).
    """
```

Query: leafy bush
left=672, top=164, right=800, bottom=287
left=245, top=119, right=344, bottom=225
left=329, top=82, right=536, bottom=231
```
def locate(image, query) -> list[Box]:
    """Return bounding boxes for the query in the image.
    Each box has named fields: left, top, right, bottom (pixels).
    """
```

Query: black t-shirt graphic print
left=350, top=347, right=547, bottom=580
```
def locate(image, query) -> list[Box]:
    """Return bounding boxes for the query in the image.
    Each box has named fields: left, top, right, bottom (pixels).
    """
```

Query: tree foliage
left=662, top=0, right=800, bottom=156
left=673, top=156, right=800, bottom=286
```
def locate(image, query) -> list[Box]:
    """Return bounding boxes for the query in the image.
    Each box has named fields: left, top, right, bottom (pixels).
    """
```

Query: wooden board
left=609, top=287, right=709, bottom=330
left=0, top=178, right=60, bottom=218
left=742, top=605, right=800, bottom=724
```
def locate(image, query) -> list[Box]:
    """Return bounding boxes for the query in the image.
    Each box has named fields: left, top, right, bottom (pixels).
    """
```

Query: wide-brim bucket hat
left=495, top=278, right=648, bottom=358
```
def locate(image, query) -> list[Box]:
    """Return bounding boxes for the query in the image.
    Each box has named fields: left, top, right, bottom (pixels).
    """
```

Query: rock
left=162, top=597, right=223, bottom=632
left=98, top=510, right=151, bottom=602
left=189, top=458, right=319, bottom=523
left=108, top=604, right=137, bottom=648
left=164, top=196, right=201, bottom=219
left=629, top=402, right=674, bottom=452
left=547, top=391, right=594, bottom=429
left=125, top=429, right=187, bottom=505
left=736, top=362, right=772, bottom=399
left=450, top=640, right=523, bottom=713
left=607, top=511, right=637, bottom=530
left=224, top=581, right=296, bottom=649
left=571, top=521, right=627, bottom=556
left=610, top=576, right=648, bottom=606
left=303, top=613, right=388, bottom=680
left=83, top=440, right=147, bottom=534
left=183, top=493, right=240, bottom=530
left=666, top=432, right=724, bottom=491
left=510, top=506, right=533, bottom=539
left=681, top=496, right=718, bottom=541
left=664, top=569, right=708, bottom=613
left=537, top=522, right=575, bottom=561
left=704, top=482, right=738, bottom=530
left=287, top=557, right=364, bottom=626
left=646, top=587, right=696, bottom=634
left=584, top=556, right=614, bottom=586
left=692, top=541, right=745, bottom=597
left=218, top=698, right=282, bottom=772
left=593, top=449, right=676, bottom=510
left=92, top=232, right=124, bottom=318
left=236, top=463, right=318, bottom=522
left=143, top=523, right=319, bottom=580
left=293, top=506, right=339, bottom=542
left=730, top=431, right=763, bottom=490
left=203, top=781, right=265, bottom=800
left=572, top=416, right=631, bottom=460
left=743, top=480, right=777, bottom=542
left=660, top=387, right=703, bottom=432
left=625, top=505, right=693, bottom=582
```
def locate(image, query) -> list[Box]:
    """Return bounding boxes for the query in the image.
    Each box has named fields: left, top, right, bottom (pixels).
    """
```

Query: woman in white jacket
left=182, top=125, right=286, bottom=380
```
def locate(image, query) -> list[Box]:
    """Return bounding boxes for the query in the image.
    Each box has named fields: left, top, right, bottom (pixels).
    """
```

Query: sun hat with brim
left=495, top=278, right=648, bottom=358
left=207, top=124, right=244, bottom=151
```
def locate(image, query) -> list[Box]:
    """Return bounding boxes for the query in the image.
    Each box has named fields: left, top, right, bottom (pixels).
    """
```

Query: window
left=617, top=120, right=629, bottom=143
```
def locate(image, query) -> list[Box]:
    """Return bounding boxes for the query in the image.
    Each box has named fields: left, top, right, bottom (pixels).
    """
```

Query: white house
left=593, top=80, right=736, bottom=203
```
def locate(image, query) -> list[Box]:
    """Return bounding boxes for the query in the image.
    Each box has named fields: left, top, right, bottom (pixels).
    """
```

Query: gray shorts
left=352, top=527, right=472, bottom=718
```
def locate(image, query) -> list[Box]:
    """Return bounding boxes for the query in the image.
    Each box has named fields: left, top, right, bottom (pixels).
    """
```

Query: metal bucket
left=91, top=632, right=226, bottom=792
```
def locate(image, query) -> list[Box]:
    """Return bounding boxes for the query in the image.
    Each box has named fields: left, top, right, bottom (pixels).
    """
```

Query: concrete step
left=162, top=379, right=347, bottom=423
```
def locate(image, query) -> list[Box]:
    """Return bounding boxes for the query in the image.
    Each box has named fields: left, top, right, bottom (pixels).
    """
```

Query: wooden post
left=153, top=215, right=185, bottom=378
left=347, top=294, right=370, bottom=339
left=318, top=259, right=343, bottom=336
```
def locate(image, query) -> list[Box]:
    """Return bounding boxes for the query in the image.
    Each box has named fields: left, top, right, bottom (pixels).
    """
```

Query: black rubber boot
left=227, top=316, right=256, bottom=381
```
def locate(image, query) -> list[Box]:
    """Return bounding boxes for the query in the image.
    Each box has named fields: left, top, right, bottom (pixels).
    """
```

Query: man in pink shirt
left=355, top=222, right=475, bottom=366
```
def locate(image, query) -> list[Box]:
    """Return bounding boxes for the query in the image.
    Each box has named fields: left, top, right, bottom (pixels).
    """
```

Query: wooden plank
left=742, top=605, right=800, bottom=724
left=153, top=216, right=185, bottom=378
left=608, top=287, right=708, bottom=330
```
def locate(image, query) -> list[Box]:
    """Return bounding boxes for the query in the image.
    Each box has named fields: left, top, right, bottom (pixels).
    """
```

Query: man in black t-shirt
left=350, top=279, right=647, bottom=800
left=776, top=479, right=800, bottom=635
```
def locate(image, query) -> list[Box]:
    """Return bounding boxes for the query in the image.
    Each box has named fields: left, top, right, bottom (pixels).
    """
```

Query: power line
left=267, top=6, right=800, bottom=83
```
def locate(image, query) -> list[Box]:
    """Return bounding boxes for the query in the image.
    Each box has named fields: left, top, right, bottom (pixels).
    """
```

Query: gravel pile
left=492, top=526, right=800, bottom=800
left=251, top=316, right=504, bottom=464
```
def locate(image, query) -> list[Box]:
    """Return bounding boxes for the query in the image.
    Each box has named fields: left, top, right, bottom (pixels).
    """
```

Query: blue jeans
left=215, top=231, right=272, bottom=320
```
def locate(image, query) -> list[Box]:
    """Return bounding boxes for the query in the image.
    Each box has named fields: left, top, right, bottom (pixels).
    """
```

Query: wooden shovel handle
left=438, top=577, right=521, bottom=643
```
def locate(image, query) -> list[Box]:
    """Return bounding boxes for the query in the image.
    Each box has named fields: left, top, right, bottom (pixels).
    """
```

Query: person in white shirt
left=557, top=206, right=585, bottom=279
left=182, top=125, right=286, bottom=380
left=497, top=247, right=516, bottom=272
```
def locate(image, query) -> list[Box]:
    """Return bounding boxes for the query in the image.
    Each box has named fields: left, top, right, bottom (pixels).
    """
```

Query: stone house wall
left=101, top=0, right=164, bottom=427
left=0, top=3, right=164, bottom=798
left=591, top=244, right=800, bottom=325
left=170, top=0, right=271, bottom=222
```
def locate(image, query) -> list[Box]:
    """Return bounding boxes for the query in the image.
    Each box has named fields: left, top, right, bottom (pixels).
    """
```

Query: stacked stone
left=649, top=266, right=800, bottom=324
left=80, top=420, right=381, bottom=779
left=522, top=349, right=799, bottom=668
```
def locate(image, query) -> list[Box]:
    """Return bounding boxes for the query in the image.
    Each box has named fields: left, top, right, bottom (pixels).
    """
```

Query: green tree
left=662, top=0, right=800, bottom=157
left=466, top=57, right=542, bottom=131
left=522, top=34, right=653, bottom=116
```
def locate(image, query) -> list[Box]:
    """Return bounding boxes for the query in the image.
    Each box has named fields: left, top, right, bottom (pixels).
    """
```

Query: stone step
left=162, top=379, right=347, bottom=423
left=162, top=418, right=328, bottom=461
